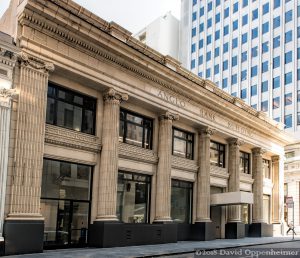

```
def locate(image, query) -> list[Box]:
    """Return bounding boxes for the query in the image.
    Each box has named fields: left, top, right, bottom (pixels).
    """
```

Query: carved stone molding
left=159, top=111, right=179, bottom=121
left=171, top=156, right=198, bottom=173
left=45, top=124, right=101, bottom=153
left=0, top=88, right=18, bottom=108
left=103, top=87, right=128, bottom=104
left=271, top=155, right=280, bottom=163
left=0, top=88, right=18, bottom=99
left=199, top=127, right=215, bottom=136
left=228, top=138, right=244, bottom=146
left=17, top=53, right=54, bottom=73
left=210, top=166, right=229, bottom=179
left=118, top=142, right=158, bottom=164
left=252, top=147, right=266, bottom=156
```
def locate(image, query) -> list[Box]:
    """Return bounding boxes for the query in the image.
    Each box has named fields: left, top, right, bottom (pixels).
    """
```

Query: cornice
left=45, top=124, right=101, bottom=153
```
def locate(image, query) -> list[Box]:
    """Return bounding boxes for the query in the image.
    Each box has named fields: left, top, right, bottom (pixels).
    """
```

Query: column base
left=225, top=222, right=245, bottom=239
left=0, top=239, right=4, bottom=256
left=186, top=222, right=215, bottom=241
left=248, top=223, right=273, bottom=237
left=88, top=221, right=177, bottom=248
left=4, top=220, right=44, bottom=255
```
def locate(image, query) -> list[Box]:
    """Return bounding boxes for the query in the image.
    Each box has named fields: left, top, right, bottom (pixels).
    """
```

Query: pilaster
left=227, top=138, right=243, bottom=222
left=196, top=127, right=214, bottom=222
left=96, top=88, right=128, bottom=221
left=252, top=147, right=265, bottom=223
left=154, top=111, right=179, bottom=222
left=7, top=53, right=54, bottom=219
left=0, top=89, right=17, bottom=241
left=271, top=156, right=280, bottom=224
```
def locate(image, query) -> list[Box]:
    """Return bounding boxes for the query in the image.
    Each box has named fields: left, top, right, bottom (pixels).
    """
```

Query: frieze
left=199, top=108, right=216, bottom=121
left=45, top=124, right=101, bottom=153
left=157, top=90, right=186, bottom=108
left=227, top=121, right=253, bottom=137
left=118, top=142, right=158, bottom=164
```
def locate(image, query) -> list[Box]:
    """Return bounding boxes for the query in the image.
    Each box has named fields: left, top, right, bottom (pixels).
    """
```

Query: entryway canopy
left=210, top=191, right=253, bottom=206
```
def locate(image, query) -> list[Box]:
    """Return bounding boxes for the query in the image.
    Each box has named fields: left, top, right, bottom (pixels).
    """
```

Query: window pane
left=46, top=98, right=55, bottom=124
left=126, top=123, right=143, bottom=147
left=117, top=172, right=150, bottom=223
left=41, top=159, right=91, bottom=200
left=173, top=138, right=187, bottom=158
left=57, top=101, right=82, bottom=131
left=82, top=110, right=94, bottom=134
left=171, top=180, right=192, bottom=223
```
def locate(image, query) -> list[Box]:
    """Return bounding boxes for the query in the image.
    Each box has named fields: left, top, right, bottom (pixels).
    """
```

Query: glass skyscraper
left=181, top=0, right=300, bottom=137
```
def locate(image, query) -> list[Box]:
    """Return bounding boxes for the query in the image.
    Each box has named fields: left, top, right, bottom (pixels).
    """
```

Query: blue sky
left=0, top=0, right=180, bottom=33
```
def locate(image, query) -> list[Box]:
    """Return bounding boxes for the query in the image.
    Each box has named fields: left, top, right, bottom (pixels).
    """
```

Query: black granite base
left=88, top=221, right=177, bottom=248
left=4, top=220, right=44, bottom=255
left=245, top=224, right=250, bottom=237
left=248, top=223, right=273, bottom=237
left=176, top=222, right=216, bottom=241
left=0, top=240, right=4, bottom=256
left=225, top=222, right=245, bottom=239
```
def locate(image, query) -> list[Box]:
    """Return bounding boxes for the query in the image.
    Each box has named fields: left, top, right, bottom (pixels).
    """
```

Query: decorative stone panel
left=118, top=142, right=158, bottom=164
left=45, top=124, right=101, bottom=153
left=171, top=156, right=198, bottom=173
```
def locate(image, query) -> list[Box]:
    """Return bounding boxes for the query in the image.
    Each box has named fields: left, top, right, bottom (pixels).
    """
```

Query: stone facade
left=0, top=0, right=293, bottom=255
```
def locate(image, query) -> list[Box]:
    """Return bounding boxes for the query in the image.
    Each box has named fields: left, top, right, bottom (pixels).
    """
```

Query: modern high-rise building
left=134, top=12, right=180, bottom=61
left=181, top=0, right=300, bottom=138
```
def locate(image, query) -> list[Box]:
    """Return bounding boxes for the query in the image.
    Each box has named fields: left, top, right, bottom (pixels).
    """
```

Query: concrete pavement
left=5, top=236, right=300, bottom=258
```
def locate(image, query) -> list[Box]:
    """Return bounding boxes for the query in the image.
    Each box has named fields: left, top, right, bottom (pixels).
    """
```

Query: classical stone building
left=0, top=0, right=292, bottom=255
left=0, top=32, right=18, bottom=255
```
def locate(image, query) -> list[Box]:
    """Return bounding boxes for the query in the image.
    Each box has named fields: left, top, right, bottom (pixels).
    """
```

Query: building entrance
left=211, top=206, right=222, bottom=238
left=40, top=159, right=92, bottom=248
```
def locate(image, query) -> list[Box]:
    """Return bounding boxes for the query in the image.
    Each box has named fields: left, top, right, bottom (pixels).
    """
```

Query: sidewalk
left=5, top=236, right=300, bottom=258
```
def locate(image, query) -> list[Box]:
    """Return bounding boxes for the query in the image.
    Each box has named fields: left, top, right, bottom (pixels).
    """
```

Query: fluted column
left=7, top=53, right=54, bottom=219
left=271, top=155, right=280, bottom=224
left=227, top=138, right=243, bottom=222
left=252, top=147, right=264, bottom=223
left=154, top=111, right=179, bottom=222
left=0, top=89, right=17, bottom=240
left=96, top=88, right=128, bottom=221
left=196, top=128, right=214, bottom=222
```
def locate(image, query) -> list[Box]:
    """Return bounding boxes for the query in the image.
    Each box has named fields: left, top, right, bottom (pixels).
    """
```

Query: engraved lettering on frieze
left=227, top=121, right=253, bottom=137
left=199, top=108, right=216, bottom=121
left=157, top=90, right=186, bottom=108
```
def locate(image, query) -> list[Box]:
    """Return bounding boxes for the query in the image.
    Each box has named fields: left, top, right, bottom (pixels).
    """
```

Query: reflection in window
left=41, top=159, right=92, bottom=201
left=172, top=128, right=194, bottom=159
left=119, top=109, right=152, bottom=149
left=241, top=204, right=250, bottom=224
left=171, top=180, right=193, bottom=223
left=46, top=83, right=96, bottom=135
left=210, top=141, right=225, bottom=168
left=117, top=172, right=151, bottom=223
left=240, top=151, right=250, bottom=174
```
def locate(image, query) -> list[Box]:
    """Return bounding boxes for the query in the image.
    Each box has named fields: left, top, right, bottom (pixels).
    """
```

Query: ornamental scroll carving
left=17, top=53, right=54, bottom=73
left=159, top=111, right=179, bottom=121
left=228, top=138, right=244, bottom=147
left=252, top=147, right=266, bottom=156
left=103, top=88, right=128, bottom=104
left=0, top=88, right=18, bottom=108
left=199, top=127, right=215, bottom=136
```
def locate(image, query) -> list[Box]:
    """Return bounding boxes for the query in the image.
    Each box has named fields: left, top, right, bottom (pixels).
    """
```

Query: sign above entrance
left=210, top=191, right=253, bottom=206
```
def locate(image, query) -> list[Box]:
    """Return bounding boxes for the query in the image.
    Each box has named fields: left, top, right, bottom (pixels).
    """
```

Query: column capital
left=103, top=87, right=128, bottom=104
left=0, top=88, right=18, bottom=108
left=199, top=127, right=215, bottom=136
left=252, top=147, right=266, bottom=155
left=228, top=138, right=244, bottom=146
left=17, top=53, right=54, bottom=73
left=159, top=111, right=179, bottom=121
left=271, top=155, right=280, bottom=163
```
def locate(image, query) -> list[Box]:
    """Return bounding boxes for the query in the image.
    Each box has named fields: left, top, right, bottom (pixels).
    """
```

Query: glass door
left=70, top=202, right=89, bottom=245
